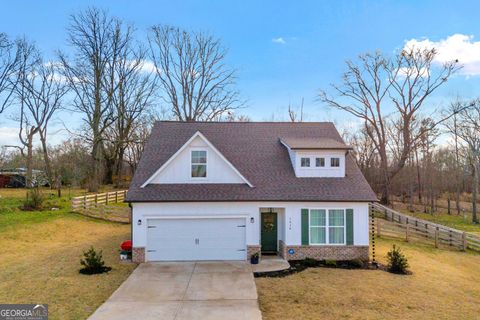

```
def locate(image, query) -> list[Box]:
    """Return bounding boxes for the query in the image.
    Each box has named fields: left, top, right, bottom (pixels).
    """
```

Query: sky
left=1, top=0, right=480, bottom=146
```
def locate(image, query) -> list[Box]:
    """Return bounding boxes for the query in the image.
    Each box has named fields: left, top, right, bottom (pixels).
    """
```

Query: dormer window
left=315, top=157, right=325, bottom=167
left=331, top=157, right=340, bottom=167
left=191, top=150, right=207, bottom=178
left=301, top=157, right=310, bottom=167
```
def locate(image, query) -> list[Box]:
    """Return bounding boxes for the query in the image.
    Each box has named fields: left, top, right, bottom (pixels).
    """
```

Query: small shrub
left=22, top=188, right=44, bottom=210
left=325, top=259, right=337, bottom=267
left=79, top=247, right=112, bottom=275
left=386, top=245, right=409, bottom=274
left=347, top=259, right=365, bottom=269
left=303, top=258, right=321, bottom=267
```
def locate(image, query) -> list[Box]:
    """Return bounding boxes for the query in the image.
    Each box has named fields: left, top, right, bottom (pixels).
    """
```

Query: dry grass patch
left=256, top=238, right=480, bottom=319
left=0, top=213, right=136, bottom=320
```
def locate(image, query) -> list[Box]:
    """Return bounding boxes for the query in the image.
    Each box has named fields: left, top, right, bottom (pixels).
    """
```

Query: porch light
left=137, top=219, right=142, bottom=226
left=250, top=217, right=254, bottom=223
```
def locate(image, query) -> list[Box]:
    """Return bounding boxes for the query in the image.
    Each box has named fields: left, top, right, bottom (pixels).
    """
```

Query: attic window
left=191, top=150, right=207, bottom=178
left=300, top=157, right=310, bottom=167
left=331, top=157, right=340, bottom=167
left=316, top=157, right=325, bottom=167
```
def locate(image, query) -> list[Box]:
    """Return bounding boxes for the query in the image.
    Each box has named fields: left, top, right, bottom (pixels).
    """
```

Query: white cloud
left=135, top=59, right=159, bottom=74
left=404, top=34, right=480, bottom=76
left=0, top=127, right=19, bottom=146
left=397, top=66, right=430, bottom=78
left=272, top=37, right=286, bottom=45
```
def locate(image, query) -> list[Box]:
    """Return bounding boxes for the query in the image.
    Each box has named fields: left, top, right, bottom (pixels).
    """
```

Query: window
left=328, top=209, right=345, bottom=244
left=300, top=157, right=311, bottom=167
left=315, top=157, right=325, bottom=167
left=309, top=209, right=326, bottom=244
left=191, top=150, right=207, bottom=178
left=309, top=209, right=345, bottom=244
left=330, top=157, right=340, bottom=167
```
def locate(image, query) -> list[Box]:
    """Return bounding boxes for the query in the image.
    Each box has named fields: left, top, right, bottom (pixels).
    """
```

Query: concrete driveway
left=88, top=261, right=262, bottom=320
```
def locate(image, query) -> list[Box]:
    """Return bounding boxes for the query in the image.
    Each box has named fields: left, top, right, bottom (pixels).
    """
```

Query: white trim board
left=141, top=131, right=254, bottom=188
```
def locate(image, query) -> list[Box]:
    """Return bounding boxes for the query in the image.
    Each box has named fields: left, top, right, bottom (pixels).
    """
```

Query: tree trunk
left=39, top=130, right=54, bottom=188
left=89, top=137, right=103, bottom=192
left=104, top=156, right=115, bottom=185
left=115, top=147, right=125, bottom=188
left=26, top=133, right=34, bottom=188
left=472, top=161, right=479, bottom=224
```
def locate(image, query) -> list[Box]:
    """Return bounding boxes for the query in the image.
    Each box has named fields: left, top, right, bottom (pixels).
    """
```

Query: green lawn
left=0, top=188, right=136, bottom=320
left=391, top=200, right=480, bottom=234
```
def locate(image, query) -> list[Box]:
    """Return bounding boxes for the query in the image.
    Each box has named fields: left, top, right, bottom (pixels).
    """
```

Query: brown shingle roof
left=126, top=121, right=377, bottom=202
left=280, top=137, right=352, bottom=150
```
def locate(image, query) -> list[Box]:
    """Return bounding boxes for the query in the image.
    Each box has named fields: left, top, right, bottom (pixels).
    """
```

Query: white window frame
left=190, top=148, right=208, bottom=179
left=315, top=157, right=325, bottom=167
left=300, top=157, right=311, bottom=167
left=330, top=157, right=340, bottom=167
left=308, top=208, right=346, bottom=245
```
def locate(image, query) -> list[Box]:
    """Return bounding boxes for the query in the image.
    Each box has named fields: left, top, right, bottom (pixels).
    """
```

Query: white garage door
left=146, top=218, right=246, bottom=261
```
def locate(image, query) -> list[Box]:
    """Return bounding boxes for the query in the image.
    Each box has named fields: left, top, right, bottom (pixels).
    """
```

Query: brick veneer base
left=279, top=240, right=369, bottom=261
left=247, top=245, right=261, bottom=260
left=132, top=247, right=145, bottom=263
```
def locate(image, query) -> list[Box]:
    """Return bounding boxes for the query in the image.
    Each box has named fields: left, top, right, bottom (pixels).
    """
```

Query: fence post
left=115, top=192, right=118, bottom=203
left=435, top=227, right=439, bottom=248
left=462, top=232, right=467, bottom=251
left=83, top=195, right=87, bottom=211
left=106, top=192, right=109, bottom=205
left=95, top=194, right=98, bottom=204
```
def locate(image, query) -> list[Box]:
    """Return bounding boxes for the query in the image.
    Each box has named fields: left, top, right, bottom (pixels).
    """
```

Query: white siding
left=149, top=136, right=244, bottom=184
left=132, top=202, right=369, bottom=248
left=294, top=150, right=346, bottom=178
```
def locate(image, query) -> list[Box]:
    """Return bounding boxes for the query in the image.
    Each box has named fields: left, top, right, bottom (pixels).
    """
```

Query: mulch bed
left=254, top=259, right=398, bottom=278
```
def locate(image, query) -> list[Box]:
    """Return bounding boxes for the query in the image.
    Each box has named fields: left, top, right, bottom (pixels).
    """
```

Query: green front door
left=261, top=212, right=278, bottom=253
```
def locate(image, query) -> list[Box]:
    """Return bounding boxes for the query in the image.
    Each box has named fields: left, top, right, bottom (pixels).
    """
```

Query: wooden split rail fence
left=71, top=190, right=131, bottom=223
left=370, top=202, right=480, bottom=251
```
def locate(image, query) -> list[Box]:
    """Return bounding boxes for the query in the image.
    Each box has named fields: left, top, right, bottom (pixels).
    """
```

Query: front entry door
left=261, top=212, right=278, bottom=253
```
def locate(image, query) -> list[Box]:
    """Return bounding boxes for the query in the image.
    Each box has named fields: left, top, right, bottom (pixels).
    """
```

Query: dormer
left=280, top=137, right=352, bottom=178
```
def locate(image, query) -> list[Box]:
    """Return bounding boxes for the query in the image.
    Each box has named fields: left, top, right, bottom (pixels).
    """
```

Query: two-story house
left=126, top=122, right=377, bottom=263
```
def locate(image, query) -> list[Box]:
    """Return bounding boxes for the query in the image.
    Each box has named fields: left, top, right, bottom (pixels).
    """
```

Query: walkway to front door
left=88, top=261, right=261, bottom=320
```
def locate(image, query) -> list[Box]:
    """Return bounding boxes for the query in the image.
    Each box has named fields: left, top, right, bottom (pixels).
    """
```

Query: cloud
left=272, top=37, right=286, bottom=45
left=137, top=60, right=159, bottom=74
left=404, top=34, right=480, bottom=76
left=0, top=127, right=19, bottom=146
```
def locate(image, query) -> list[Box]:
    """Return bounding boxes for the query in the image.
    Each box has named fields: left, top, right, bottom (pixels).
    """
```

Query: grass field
left=256, top=238, right=480, bottom=319
left=3, top=188, right=480, bottom=319
left=392, top=200, right=480, bottom=234
left=0, top=188, right=135, bottom=320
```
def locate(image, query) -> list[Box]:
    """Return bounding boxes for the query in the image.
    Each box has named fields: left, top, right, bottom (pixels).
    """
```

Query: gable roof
left=280, top=137, right=352, bottom=150
left=140, top=131, right=253, bottom=187
left=126, top=121, right=377, bottom=202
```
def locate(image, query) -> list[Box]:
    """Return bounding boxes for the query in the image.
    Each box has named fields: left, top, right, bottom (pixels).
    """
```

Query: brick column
left=132, top=247, right=145, bottom=263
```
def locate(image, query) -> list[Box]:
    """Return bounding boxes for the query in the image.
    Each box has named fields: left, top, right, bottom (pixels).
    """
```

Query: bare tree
left=149, top=25, right=242, bottom=121
left=319, top=48, right=459, bottom=204
left=13, top=39, right=40, bottom=187
left=58, top=7, right=132, bottom=191
left=287, top=97, right=304, bottom=122
left=446, top=100, right=480, bottom=223
left=103, top=44, right=157, bottom=186
left=21, top=60, right=68, bottom=186
left=0, top=33, right=21, bottom=114
left=124, top=115, right=154, bottom=173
